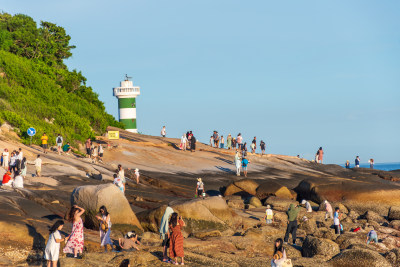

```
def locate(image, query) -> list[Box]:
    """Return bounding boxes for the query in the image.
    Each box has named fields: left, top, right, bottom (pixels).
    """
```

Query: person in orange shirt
left=41, top=133, right=49, bottom=154
left=2, top=171, right=12, bottom=186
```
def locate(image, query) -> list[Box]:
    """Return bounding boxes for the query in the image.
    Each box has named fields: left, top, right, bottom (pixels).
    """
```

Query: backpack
left=57, top=136, right=62, bottom=143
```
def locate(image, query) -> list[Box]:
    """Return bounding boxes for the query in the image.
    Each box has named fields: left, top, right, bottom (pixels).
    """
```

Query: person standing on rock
left=2, top=148, right=9, bottom=170
left=345, top=160, right=350, bottom=169
left=45, top=220, right=68, bottom=267
left=134, top=168, right=140, bottom=184
left=264, top=205, right=274, bottom=224
left=9, top=151, right=17, bottom=174
left=213, top=131, right=219, bottom=148
left=34, top=155, right=42, bottom=177
left=232, top=137, right=236, bottom=150
left=251, top=137, right=257, bottom=153
left=271, top=238, right=287, bottom=267
left=369, top=158, right=374, bottom=169
left=160, top=206, right=174, bottom=263
left=41, top=133, right=49, bottom=154
left=317, top=147, right=324, bottom=164
left=20, top=157, right=27, bottom=179
left=161, top=126, right=166, bottom=137
left=220, top=135, right=225, bottom=149
left=190, top=135, right=196, bottom=152
left=355, top=156, right=360, bottom=168
left=241, top=143, right=248, bottom=158
left=235, top=150, right=241, bottom=176
left=241, top=156, right=250, bottom=177
left=117, top=165, right=126, bottom=192
left=56, top=134, right=63, bottom=155
left=284, top=203, right=301, bottom=245
left=180, top=134, right=187, bottom=151
left=169, top=212, right=186, bottom=265
left=260, top=140, right=266, bottom=156
left=301, top=200, right=312, bottom=213
left=324, top=200, right=333, bottom=220
left=85, top=138, right=91, bottom=158
left=236, top=133, right=243, bottom=150
left=196, top=178, right=205, bottom=199
left=98, top=143, right=104, bottom=160
left=96, top=206, right=113, bottom=252
left=17, top=148, right=23, bottom=171
left=333, top=207, right=342, bottom=235
left=366, top=227, right=378, bottom=245
left=63, top=205, right=85, bottom=258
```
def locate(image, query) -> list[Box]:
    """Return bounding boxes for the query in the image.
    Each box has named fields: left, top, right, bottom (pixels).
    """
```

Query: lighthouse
left=113, top=75, right=140, bottom=133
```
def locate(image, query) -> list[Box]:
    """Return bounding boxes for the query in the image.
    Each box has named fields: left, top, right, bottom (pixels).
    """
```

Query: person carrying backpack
left=56, top=134, right=63, bottom=155
left=242, top=157, right=250, bottom=177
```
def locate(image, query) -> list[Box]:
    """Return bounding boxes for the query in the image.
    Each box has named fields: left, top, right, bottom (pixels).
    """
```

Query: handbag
left=100, top=222, right=109, bottom=232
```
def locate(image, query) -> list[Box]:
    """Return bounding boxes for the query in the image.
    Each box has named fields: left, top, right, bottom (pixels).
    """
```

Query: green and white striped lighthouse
left=113, top=75, right=141, bottom=133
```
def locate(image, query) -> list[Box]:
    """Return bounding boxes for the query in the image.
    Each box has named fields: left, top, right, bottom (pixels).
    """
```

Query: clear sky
left=1, top=0, right=399, bottom=164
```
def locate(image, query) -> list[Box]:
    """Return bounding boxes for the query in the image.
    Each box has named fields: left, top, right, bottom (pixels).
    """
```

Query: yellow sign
left=108, top=131, right=120, bottom=140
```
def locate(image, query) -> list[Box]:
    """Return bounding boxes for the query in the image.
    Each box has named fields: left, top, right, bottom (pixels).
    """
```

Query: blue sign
left=27, top=127, right=36, bottom=137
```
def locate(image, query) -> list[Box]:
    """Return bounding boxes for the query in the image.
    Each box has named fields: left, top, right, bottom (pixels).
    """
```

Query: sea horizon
left=338, top=162, right=400, bottom=171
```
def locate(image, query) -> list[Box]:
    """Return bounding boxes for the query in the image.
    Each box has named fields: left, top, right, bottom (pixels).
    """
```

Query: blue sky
left=1, top=0, right=399, bottom=164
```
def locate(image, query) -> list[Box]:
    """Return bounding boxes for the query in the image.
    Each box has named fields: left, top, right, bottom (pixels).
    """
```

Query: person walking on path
left=263, top=205, right=274, bottom=224
left=333, top=207, right=342, bottom=235
left=85, top=138, right=91, bottom=158
left=160, top=206, right=174, bottom=262
left=355, top=156, right=360, bottom=168
left=317, top=147, right=324, bottom=164
left=251, top=137, right=257, bottom=154
left=169, top=212, right=186, bottom=265
left=134, top=168, right=140, bottom=184
left=45, top=220, right=68, bottom=267
left=260, top=140, right=266, bottom=156
left=366, top=227, right=378, bottom=244
left=41, top=133, right=49, bottom=154
left=2, top=148, right=9, bottom=169
left=236, top=133, right=243, bottom=150
left=241, top=157, right=250, bottom=177
left=369, top=158, right=374, bottom=169
left=195, top=178, right=205, bottom=199
left=161, top=126, right=166, bottom=137
left=271, top=238, right=287, bottom=267
left=235, top=150, right=241, bottom=176
left=284, top=203, right=301, bottom=245
left=301, top=199, right=312, bottom=213
left=180, top=134, right=187, bottom=151
left=324, top=200, right=333, bottom=220
left=95, top=206, right=113, bottom=252
left=56, top=134, right=63, bottom=155
left=220, top=135, right=225, bottom=149
left=226, top=134, right=232, bottom=150
left=209, top=136, right=214, bottom=147
left=34, top=155, right=42, bottom=177
left=63, top=205, right=85, bottom=258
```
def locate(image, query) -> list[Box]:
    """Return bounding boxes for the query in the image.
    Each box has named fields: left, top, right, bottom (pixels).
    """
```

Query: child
left=334, top=207, right=341, bottom=235
left=113, top=174, right=124, bottom=193
left=118, top=231, right=141, bottom=251
left=366, top=227, right=378, bottom=244
left=263, top=205, right=274, bottom=224
left=45, top=220, right=68, bottom=267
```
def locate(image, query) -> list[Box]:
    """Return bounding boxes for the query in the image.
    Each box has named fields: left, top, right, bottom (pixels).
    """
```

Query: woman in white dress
left=2, top=148, right=9, bottom=169
left=96, top=206, right=113, bottom=252
left=45, top=220, right=68, bottom=267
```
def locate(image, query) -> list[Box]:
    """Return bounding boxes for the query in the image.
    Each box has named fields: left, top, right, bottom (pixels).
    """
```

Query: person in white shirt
left=301, top=199, right=313, bottom=213
left=113, top=174, right=124, bottom=193
left=13, top=171, right=24, bottom=188
left=161, top=126, right=166, bottom=137
left=117, top=165, right=125, bottom=192
left=2, top=148, right=9, bottom=169
left=9, top=152, right=17, bottom=174
left=180, top=134, right=187, bottom=151
left=134, top=168, right=140, bottom=184
left=34, top=155, right=42, bottom=177
left=263, top=205, right=274, bottom=224
left=98, top=144, right=104, bottom=159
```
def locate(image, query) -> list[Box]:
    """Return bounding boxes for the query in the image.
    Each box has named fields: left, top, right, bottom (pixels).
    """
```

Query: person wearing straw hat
left=195, top=178, right=205, bottom=199
left=263, top=205, right=274, bottom=224
left=134, top=168, right=140, bottom=184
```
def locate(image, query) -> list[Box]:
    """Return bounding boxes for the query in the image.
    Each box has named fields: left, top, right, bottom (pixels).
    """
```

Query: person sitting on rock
left=271, top=238, right=287, bottom=267
left=366, top=227, right=378, bottom=244
left=324, top=200, right=333, bottom=220
left=301, top=199, right=312, bottom=213
left=113, top=174, right=124, bottom=193
left=12, top=170, right=24, bottom=188
left=1, top=171, right=12, bottom=186
left=263, top=205, right=274, bottom=224
left=284, top=204, right=301, bottom=245
left=118, top=231, right=140, bottom=251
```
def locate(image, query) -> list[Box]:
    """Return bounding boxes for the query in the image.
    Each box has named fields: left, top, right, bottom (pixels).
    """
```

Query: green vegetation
left=0, top=13, right=124, bottom=145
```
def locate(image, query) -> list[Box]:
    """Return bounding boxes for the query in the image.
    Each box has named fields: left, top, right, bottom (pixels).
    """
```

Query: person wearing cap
left=196, top=178, right=205, bottom=199
left=301, top=199, right=312, bottom=213
left=1, top=171, right=12, bottom=186
left=263, top=205, right=274, bottom=224
left=134, top=168, right=140, bottom=184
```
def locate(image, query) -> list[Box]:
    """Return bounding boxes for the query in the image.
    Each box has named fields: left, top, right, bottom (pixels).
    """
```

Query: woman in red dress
left=63, top=205, right=85, bottom=258
left=169, top=212, right=186, bottom=265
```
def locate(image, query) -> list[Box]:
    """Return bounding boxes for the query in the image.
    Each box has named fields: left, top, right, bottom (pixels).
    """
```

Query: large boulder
left=224, top=179, right=259, bottom=196
left=328, top=248, right=391, bottom=267
left=137, top=196, right=234, bottom=235
left=385, top=248, right=400, bottom=266
left=71, top=184, right=143, bottom=232
left=264, top=196, right=298, bottom=212
left=302, top=235, right=340, bottom=258
left=389, top=220, right=400, bottom=230
left=255, top=181, right=293, bottom=201
left=364, top=210, right=387, bottom=224
left=299, top=218, right=317, bottom=235
left=389, top=206, right=400, bottom=220
left=247, top=196, right=262, bottom=208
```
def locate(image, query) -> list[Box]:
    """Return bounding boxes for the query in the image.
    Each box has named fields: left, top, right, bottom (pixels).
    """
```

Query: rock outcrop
left=255, top=181, right=293, bottom=201
left=302, top=235, right=340, bottom=258
left=328, top=248, right=391, bottom=267
left=224, top=179, right=259, bottom=196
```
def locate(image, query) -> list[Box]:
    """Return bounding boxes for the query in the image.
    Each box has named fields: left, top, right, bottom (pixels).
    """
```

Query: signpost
left=27, top=127, right=36, bottom=145
left=108, top=131, right=120, bottom=140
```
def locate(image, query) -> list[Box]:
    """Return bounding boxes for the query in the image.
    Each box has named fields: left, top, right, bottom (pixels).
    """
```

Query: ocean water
left=340, top=162, right=400, bottom=171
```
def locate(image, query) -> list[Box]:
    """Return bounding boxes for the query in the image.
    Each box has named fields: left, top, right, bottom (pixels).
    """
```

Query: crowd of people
left=208, top=132, right=268, bottom=156
left=179, top=131, right=197, bottom=152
